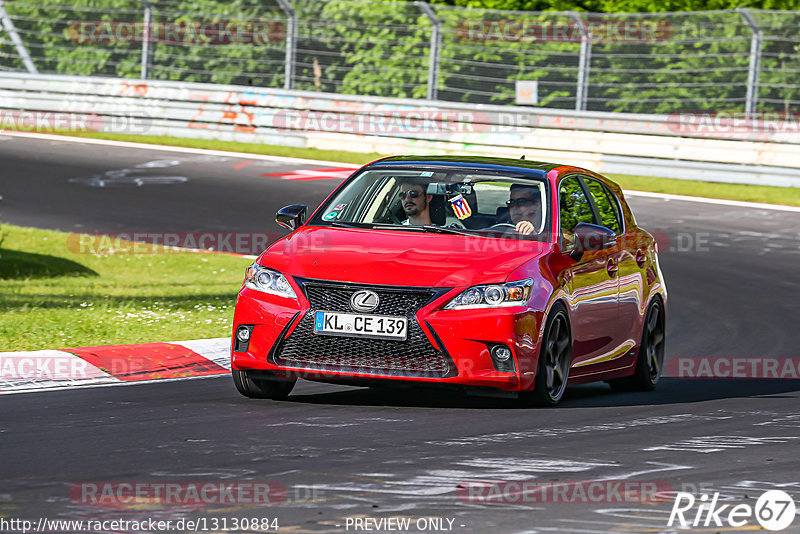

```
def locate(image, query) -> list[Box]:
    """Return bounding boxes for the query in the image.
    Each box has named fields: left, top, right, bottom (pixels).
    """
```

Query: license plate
left=313, top=311, right=407, bottom=341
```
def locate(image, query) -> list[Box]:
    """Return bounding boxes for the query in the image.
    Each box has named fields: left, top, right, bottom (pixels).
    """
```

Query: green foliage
left=441, top=0, right=800, bottom=11
left=584, top=11, right=752, bottom=113
left=296, top=0, right=432, bottom=98
left=436, top=10, right=582, bottom=106
left=1, top=0, right=141, bottom=77
left=558, top=176, right=594, bottom=236
left=583, top=178, right=620, bottom=233
left=148, top=1, right=285, bottom=86
left=1, top=0, right=286, bottom=86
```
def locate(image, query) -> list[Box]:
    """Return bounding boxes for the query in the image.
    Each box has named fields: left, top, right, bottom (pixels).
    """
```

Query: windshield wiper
left=420, top=225, right=479, bottom=237
left=329, top=221, right=424, bottom=231
left=329, top=221, right=477, bottom=235
left=328, top=221, right=374, bottom=229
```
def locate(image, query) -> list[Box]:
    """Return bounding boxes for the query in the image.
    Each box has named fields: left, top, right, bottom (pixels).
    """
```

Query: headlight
left=444, top=279, right=533, bottom=310
left=244, top=263, right=297, bottom=299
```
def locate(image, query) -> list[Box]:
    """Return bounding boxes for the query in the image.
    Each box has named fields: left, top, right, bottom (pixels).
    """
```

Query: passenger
left=397, top=177, right=433, bottom=226
left=507, top=184, right=542, bottom=235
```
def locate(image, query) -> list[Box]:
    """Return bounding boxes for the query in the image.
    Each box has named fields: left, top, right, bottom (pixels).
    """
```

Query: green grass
left=0, top=224, right=250, bottom=351
left=607, top=173, right=800, bottom=207
left=22, top=129, right=800, bottom=207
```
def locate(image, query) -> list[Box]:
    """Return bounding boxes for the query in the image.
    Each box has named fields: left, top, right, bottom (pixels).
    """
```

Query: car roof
left=367, top=155, right=561, bottom=179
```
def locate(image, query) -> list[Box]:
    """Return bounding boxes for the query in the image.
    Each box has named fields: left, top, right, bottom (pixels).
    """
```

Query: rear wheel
left=232, top=370, right=295, bottom=400
left=528, top=305, right=572, bottom=406
left=609, top=298, right=665, bottom=392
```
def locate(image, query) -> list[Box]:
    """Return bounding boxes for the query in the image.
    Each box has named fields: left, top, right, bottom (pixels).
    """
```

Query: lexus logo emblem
left=350, top=290, right=380, bottom=313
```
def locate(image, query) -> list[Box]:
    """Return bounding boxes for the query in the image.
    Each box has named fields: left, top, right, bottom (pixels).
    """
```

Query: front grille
left=302, top=282, right=434, bottom=316
left=271, top=280, right=456, bottom=378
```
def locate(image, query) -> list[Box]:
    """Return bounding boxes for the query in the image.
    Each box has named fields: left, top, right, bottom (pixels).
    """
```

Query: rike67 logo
left=669, top=490, right=796, bottom=531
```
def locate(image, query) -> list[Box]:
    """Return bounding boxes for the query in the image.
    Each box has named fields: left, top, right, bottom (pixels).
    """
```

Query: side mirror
left=569, top=223, right=616, bottom=261
left=276, top=204, right=306, bottom=231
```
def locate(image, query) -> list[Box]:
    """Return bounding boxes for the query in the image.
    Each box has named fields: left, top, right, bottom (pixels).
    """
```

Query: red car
left=231, top=156, right=666, bottom=405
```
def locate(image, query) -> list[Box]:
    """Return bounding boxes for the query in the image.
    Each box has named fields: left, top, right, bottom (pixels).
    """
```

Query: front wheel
left=609, top=298, right=665, bottom=392
left=527, top=305, right=572, bottom=406
left=232, top=370, right=295, bottom=400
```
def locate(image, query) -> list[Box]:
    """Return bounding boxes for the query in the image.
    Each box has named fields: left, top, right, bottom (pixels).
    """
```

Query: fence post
left=0, top=0, right=38, bottom=73
left=569, top=11, right=591, bottom=112
left=737, top=8, right=762, bottom=118
left=416, top=1, right=441, bottom=101
left=139, top=0, right=153, bottom=79
left=276, top=0, right=296, bottom=90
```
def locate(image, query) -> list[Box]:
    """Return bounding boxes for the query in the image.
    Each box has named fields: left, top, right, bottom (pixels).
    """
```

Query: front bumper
left=231, top=279, right=543, bottom=392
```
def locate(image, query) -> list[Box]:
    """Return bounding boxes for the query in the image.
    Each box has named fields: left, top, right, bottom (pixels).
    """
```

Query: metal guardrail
left=1, top=72, right=799, bottom=187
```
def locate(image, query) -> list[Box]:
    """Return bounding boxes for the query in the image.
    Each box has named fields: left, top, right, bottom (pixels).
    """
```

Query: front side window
left=559, top=177, right=595, bottom=248
left=583, top=178, right=622, bottom=234
left=308, top=168, right=551, bottom=241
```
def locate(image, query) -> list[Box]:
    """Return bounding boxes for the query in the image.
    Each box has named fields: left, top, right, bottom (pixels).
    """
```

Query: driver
left=397, top=177, right=433, bottom=226
left=507, top=184, right=542, bottom=235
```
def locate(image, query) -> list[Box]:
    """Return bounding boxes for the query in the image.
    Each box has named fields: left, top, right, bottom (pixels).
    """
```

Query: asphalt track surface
left=2, top=134, right=800, bottom=533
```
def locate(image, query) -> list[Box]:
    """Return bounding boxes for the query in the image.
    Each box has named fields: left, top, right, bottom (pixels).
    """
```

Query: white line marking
left=0, top=350, right=118, bottom=391
left=0, top=131, right=362, bottom=168
left=533, top=528, right=623, bottom=534
left=594, top=507, right=672, bottom=522
left=426, top=414, right=732, bottom=446
left=624, top=189, right=800, bottom=213
left=0, top=338, right=232, bottom=395
left=0, top=372, right=228, bottom=396
left=5, top=131, right=798, bottom=212
left=559, top=519, right=661, bottom=528
left=642, top=435, right=799, bottom=453
left=594, top=461, right=694, bottom=481
left=169, top=338, right=231, bottom=369
left=457, top=458, right=616, bottom=473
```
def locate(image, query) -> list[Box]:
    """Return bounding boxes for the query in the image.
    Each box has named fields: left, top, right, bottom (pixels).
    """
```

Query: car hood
left=259, top=226, right=549, bottom=288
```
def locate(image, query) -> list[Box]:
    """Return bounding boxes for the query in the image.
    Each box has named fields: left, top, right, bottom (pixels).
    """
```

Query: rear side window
left=559, top=177, right=595, bottom=245
left=584, top=178, right=622, bottom=234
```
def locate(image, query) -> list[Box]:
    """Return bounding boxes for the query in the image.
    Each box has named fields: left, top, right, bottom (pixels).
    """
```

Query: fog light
left=492, top=346, right=511, bottom=361
left=236, top=326, right=251, bottom=343
left=234, top=325, right=254, bottom=352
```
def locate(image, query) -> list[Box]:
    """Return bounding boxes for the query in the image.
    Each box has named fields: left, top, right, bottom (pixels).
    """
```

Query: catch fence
left=1, top=1, right=798, bottom=114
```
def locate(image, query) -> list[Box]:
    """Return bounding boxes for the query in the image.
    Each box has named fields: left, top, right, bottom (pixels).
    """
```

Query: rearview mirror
left=426, top=183, right=473, bottom=195
left=276, top=204, right=306, bottom=231
left=569, top=223, right=616, bottom=261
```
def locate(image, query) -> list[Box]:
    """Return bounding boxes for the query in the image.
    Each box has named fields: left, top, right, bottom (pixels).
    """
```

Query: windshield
left=309, top=168, right=551, bottom=241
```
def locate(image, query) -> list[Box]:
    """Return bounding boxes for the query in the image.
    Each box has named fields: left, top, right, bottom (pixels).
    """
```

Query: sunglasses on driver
left=398, top=190, right=423, bottom=199
left=506, top=197, right=539, bottom=207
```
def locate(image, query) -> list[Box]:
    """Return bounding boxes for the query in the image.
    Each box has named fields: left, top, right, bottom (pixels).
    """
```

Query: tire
left=527, top=304, right=572, bottom=406
left=232, top=370, right=295, bottom=400
left=608, top=297, right=665, bottom=392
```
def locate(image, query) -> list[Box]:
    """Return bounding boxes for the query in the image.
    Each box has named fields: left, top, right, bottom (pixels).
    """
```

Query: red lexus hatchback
left=231, top=156, right=666, bottom=405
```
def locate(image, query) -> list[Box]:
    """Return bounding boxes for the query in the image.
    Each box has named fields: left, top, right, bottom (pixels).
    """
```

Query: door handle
left=635, top=250, right=647, bottom=268
left=606, top=259, right=618, bottom=277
